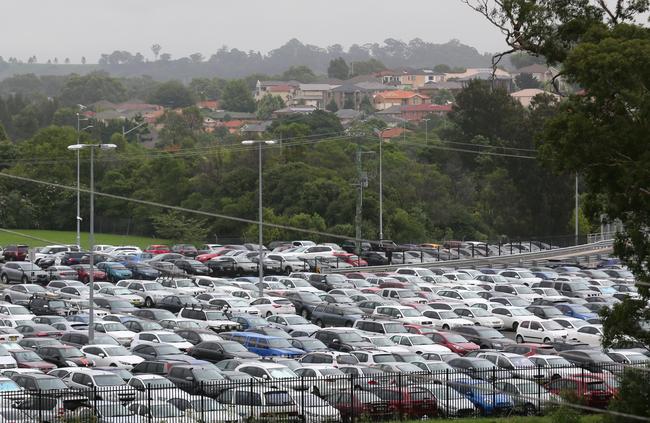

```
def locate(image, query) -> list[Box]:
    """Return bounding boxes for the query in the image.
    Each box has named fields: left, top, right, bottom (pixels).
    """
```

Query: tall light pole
left=378, top=134, right=383, bottom=241
left=242, top=140, right=276, bottom=296
left=67, top=143, right=117, bottom=344
left=74, top=105, right=91, bottom=248
left=575, top=173, right=579, bottom=246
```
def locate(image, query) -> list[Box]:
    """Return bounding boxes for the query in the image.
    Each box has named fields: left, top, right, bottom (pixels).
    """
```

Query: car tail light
left=272, top=304, right=282, bottom=308
left=36, top=332, right=48, bottom=337
left=367, top=380, right=378, bottom=385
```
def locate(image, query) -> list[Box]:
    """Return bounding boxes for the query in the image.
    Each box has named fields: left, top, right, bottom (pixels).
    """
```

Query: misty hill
left=0, top=38, right=495, bottom=82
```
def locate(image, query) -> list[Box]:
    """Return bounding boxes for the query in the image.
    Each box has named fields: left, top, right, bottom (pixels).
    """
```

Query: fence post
left=420, top=251, right=423, bottom=263
left=491, top=367, right=496, bottom=411
left=471, top=244, right=475, bottom=258
left=537, top=364, right=542, bottom=415
left=398, top=372, right=403, bottom=420
left=349, top=373, right=355, bottom=423
left=498, top=240, right=501, bottom=256
left=38, top=389, right=42, bottom=423
left=249, top=377, right=254, bottom=419
left=445, top=369, right=449, bottom=417
left=200, top=381, right=205, bottom=422
left=301, top=376, right=306, bottom=420
left=147, top=381, right=152, bottom=423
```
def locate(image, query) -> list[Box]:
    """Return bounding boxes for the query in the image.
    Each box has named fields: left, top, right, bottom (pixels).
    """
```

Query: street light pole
left=423, top=118, right=430, bottom=143
left=242, top=140, right=276, bottom=296
left=67, top=143, right=117, bottom=344
left=74, top=106, right=91, bottom=248
left=378, top=135, right=383, bottom=241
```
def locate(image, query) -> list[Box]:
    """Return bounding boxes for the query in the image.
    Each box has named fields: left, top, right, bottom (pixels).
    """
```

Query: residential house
left=444, top=68, right=512, bottom=81
left=255, top=80, right=299, bottom=102
left=516, top=64, right=558, bottom=84
left=374, top=90, right=429, bottom=110
left=196, top=100, right=219, bottom=110
left=401, top=104, right=452, bottom=121
left=241, top=121, right=272, bottom=136
left=451, top=71, right=515, bottom=92
left=382, top=68, right=446, bottom=89
left=272, top=105, right=318, bottom=117
left=335, top=109, right=362, bottom=126
left=379, top=127, right=410, bottom=141
left=510, top=88, right=559, bottom=107
left=293, top=84, right=336, bottom=108
left=417, top=80, right=464, bottom=98
left=330, top=82, right=395, bottom=110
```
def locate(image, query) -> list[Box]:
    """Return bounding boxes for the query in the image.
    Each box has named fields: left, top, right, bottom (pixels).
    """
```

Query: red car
left=545, top=376, right=614, bottom=408
left=368, top=387, right=437, bottom=419
left=322, top=390, right=393, bottom=423
left=333, top=253, right=368, bottom=267
left=503, top=343, right=558, bottom=357
left=2, top=245, right=28, bottom=261
left=70, top=264, right=107, bottom=284
left=9, top=349, right=56, bottom=372
left=346, top=272, right=375, bottom=280
left=415, top=328, right=479, bottom=355
left=144, top=244, right=170, bottom=255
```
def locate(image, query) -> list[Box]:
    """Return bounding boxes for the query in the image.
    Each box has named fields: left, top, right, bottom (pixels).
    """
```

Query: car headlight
left=492, top=343, right=502, bottom=348
left=482, top=396, right=493, bottom=404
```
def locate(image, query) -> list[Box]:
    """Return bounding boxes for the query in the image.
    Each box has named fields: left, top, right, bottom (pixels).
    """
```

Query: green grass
left=0, top=229, right=169, bottom=250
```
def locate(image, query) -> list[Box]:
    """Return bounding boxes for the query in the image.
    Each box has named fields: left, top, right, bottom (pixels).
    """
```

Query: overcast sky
left=2, top=0, right=508, bottom=63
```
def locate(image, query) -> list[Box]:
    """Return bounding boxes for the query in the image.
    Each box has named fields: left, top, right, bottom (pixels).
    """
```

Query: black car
left=58, top=252, right=88, bottom=266
left=131, top=344, right=186, bottom=361
left=124, top=263, right=160, bottom=280
left=171, top=244, right=199, bottom=258
left=312, top=328, right=375, bottom=352
left=166, top=364, right=227, bottom=396
left=19, top=338, right=63, bottom=349
left=187, top=340, right=259, bottom=362
left=452, top=326, right=516, bottom=350
left=131, top=360, right=184, bottom=376
left=28, top=297, right=79, bottom=316
left=307, top=274, right=353, bottom=291
left=157, top=295, right=202, bottom=313
left=289, top=337, right=329, bottom=352
left=175, top=328, right=224, bottom=345
left=525, top=305, right=565, bottom=320
left=284, top=291, right=323, bottom=319
left=558, top=349, right=618, bottom=374
left=447, top=357, right=512, bottom=380
left=360, top=251, right=390, bottom=266
left=36, top=345, right=92, bottom=367
left=122, top=319, right=164, bottom=333
left=172, top=259, right=210, bottom=275
left=59, top=332, right=120, bottom=348
left=93, top=298, right=138, bottom=314
left=131, top=308, right=176, bottom=321
left=205, top=257, right=238, bottom=277
left=16, top=324, right=62, bottom=338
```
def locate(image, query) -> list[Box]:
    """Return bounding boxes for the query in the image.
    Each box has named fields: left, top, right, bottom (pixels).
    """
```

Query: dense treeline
left=0, top=38, right=493, bottom=81
left=0, top=71, right=576, bottom=244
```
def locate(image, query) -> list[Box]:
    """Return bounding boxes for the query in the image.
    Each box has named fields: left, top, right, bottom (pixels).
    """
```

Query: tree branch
left=596, top=0, right=619, bottom=24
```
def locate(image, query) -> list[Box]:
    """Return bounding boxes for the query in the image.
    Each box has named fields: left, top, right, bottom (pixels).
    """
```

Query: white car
left=266, top=314, right=320, bottom=335
left=105, top=245, right=142, bottom=254
left=437, top=289, right=489, bottom=306
left=498, top=269, right=542, bottom=286
left=389, top=334, right=452, bottom=355
left=551, top=317, right=591, bottom=338
left=130, top=331, right=193, bottom=351
left=81, top=344, right=144, bottom=369
left=422, top=309, right=473, bottom=330
left=516, top=319, right=568, bottom=344
left=207, top=297, right=259, bottom=315
left=92, top=321, right=137, bottom=346
left=373, top=305, right=433, bottom=326
left=125, top=281, right=176, bottom=307
left=276, top=277, right=321, bottom=292
left=0, top=304, right=35, bottom=320
left=96, top=286, right=144, bottom=306
left=453, top=307, right=504, bottom=329
left=159, top=278, right=206, bottom=296
left=359, top=334, right=410, bottom=353
left=492, top=284, right=541, bottom=302
left=569, top=324, right=604, bottom=347
left=490, top=306, right=542, bottom=331
left=250, top=297, right=296, bottom=316
left=528, top=354, right=582, bottom=379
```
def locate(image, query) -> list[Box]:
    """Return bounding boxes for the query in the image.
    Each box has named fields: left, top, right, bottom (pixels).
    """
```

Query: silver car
left=2, top=284, right=48, bottom=305
left=0, top=262, right=48, bottom=284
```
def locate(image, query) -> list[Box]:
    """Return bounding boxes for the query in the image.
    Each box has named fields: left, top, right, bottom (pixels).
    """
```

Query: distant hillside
left=0, top=38, right=495, bottom=82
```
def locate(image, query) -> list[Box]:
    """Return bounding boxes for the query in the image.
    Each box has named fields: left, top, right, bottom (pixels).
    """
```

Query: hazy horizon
left=2, top=0, right=507, bottom=64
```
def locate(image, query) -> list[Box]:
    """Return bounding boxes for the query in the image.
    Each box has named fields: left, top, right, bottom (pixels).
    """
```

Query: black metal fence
left=0, top=363, right=642, bottom=422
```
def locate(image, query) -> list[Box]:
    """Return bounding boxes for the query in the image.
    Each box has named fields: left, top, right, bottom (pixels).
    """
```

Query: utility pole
left=354, top=148, right=374, bottom=254
left=575, top=173, right=579, bottom=246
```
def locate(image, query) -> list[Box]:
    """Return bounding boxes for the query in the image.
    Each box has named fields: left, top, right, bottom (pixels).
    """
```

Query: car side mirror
left=98, top=353, right=105, bottom=358
left=262, top=374, right=270, bottom=380
left=538, top=328, right=543, bottom=331
left=152, top=339, right=159, bottom=343
left=185, top=376, right=194, bottom=381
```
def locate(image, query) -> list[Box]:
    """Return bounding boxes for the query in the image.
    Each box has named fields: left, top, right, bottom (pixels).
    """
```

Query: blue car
left=449, top=379, right=514, bottom=415
left=221, top=331, right=304, bottom=358
left=96, top=262, right=132, bottom=283
left=554, top=303, right=599, bottom=320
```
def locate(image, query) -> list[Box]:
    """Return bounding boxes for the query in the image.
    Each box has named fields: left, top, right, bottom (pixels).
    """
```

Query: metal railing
left=0, top=363, right=643, bottom=422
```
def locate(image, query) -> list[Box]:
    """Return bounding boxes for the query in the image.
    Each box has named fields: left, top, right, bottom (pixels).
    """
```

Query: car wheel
left=316, top=319, right=324, bottom=328
left=83, top=276, right=89, bottom=284
left=20, top=276, right=28, bottom=284
left=266, top=311, right=273, bottom=317
left=512, top=322, right=519, bottom=331
left=0, top=274, right=7, bottom=284
left=474, top=322, right=481, bottom=326
left=145, top=297, right=154, bottom=308
left=301, top=309, right=310, bottom=319
left=285, top=267, right=292, bottom=274
left=109, top=363, right=117, bottom=367
left=516, top=335, right=524, bottom=343
left=543, top=337, right=551, bottom=344
left=4, top=296, right=10, bottom=303
left=442, top=324, right=450, bottom=330
left=345, top=321, right=352, bottom=328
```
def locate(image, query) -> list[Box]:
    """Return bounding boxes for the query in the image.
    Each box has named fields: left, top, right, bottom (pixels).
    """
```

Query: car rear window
left=587, top=381, right=608, bottom=391
left=264, top=391, right=293, bottom=406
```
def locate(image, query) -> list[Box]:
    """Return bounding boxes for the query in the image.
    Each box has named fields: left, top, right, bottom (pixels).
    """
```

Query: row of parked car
left=0, top=241, right=644, bottom=422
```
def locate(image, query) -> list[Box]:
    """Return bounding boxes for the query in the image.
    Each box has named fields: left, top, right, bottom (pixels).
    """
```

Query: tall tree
left=148, top=80, right=196, bottom=108
left=327, top=57, right=349, bottom=79
left=220, top=80, right=256, bottom=112
left=256, top=93, right=285, bottom=119
left=151, top=44, right=162, bottom=61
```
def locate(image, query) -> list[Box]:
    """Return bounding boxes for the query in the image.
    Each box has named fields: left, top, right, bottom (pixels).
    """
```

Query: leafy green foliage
left=152, top=211, right=207, bottom=243
left=220, top=80, right=256, bottom=112
left=60, top=71, right=126, bottom=105
left=148, top=80, right=196, bottom=108
left=280, top=66, right=317, bottom=83
left=350, top=59, right=386, bottom=76
left=515, top=73, right=542, bottom=89
left=327, top=58, right=350, bottom=79
left=256, top=94, right=285, bottom=120
left=605, top=368, right=650, bottom=423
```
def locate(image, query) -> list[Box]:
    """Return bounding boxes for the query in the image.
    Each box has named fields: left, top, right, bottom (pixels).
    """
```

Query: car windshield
left=94, top=374, right=125, bottom=386
left=228, top=299, right=250, bottom=307
left=198, top=311, right=227, bottom=322
left=295, top=393, right=329, bottom=407
left=222, top=342, right=248, bottom=353
left=371, top=337, right=396, bottom=347
left=471, top=309, right=491, bottom=317
left=515, top=286, right=534, bottom=294
left=385, top=323, right=408, bottom=333
left=546, top=358, right=572, bottom=367
left=410, top=336, right=434, bottom=345
left=143, top=283, right=165, bottom=290
left=426, top=362, right=452, bottom=371
left=479, top=328, right=504, bottom=338
left=151, top=404, right=183, bottom=418
left=298, top=293, right=321, bottom=302
left=454, top=274, right=472, bottom=280
left=519, top=272, right=535, bottom=278
left=60, top=348, right=84, bottom=358
left=510, top=357, right=535, bottom=368
left=103, top=346, right=130, bottom=356
left=158, top=334, right=184, bottom=343
left=97, top=404, right=133, bottom=417
left=401, top=309, right=421, bottom=317
left=510, top=298, right=530, bottom=307
left=8, top=306, right=31, bottom=315
left=460, top=291, right=480, bottom=299
left=541, top=321, right=564, bottom=330
left=396, top=363, right=422, bottom=372
left=569, top=305, right=592, bottom=313
left=429, top=385, right=465, bottom=400
left=141, top=322, right=163, bottom=330
left=327, top=275, right=347, bottom=283
left=284, top=316, right=309, bottom=325
left=39, top=378, right=68, bottom=390
left=571, top=283, right=591, bottom=291
left=514, top=381, right=539, bottom=394
left=373, top=354, right=396, bottom=363
left=13, top=351, right=41, bottom=361
left=268, top=368, right=297, bottom=379
left=491, top=276, right=508, bottom=283
left=113, top=288, right=133, bottom=295
left=108, top=264, right=127, bottom=270
left=104, top=323, right=127, bottom=331
left=337, top=332, right=363, bottom=342
left=511, top=308, right=533, bottom=316
left=144, top=378, right=174, bottom=388
left=155, top=345, right=181, bottom=355
left=439, top=311, right=460, bottom=319
left=444, top=333, right=469, bottom=343
left=196, top=369, right=224, bottom=380
left=18, top=263, right=41, bottom=271
left=25, top=286, right=46, bottom=293
left=289, top=279, right=311, bottom=287
left=267, top=339, right=292, bottom=348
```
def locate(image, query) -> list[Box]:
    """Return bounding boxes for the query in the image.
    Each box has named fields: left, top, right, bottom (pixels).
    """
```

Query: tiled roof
left=402, top=104, right=452, bottom=112
left=375, top=90, right=429, bottom=100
